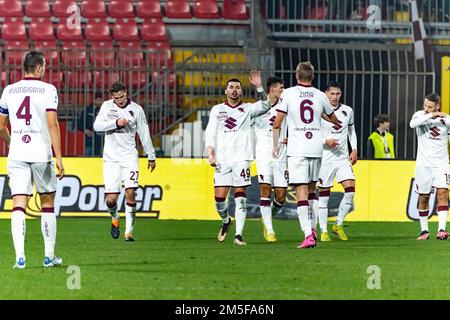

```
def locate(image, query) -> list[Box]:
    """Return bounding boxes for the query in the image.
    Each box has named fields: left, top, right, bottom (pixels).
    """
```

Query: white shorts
left=7, top=160, right=57, bottom=196
left=414, top=165, right=449, bottom=194
left=214, top=161, right=251, bottom=187
left=256, top=160, right=288, bottom=188
left=318, top=161, right=355, bottom=188
left=287, top=157, right=322, bottom=185
left=104, top=161, right=139, bottom=193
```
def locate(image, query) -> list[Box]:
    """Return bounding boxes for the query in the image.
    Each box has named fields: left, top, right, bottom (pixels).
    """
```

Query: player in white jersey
left=409, top=93, right=450, bottom=240
left=252, top=76, right=287, bottom=242
left=317, top=81, right=358, bottom=242
left=94, top=82, right=156, bottom=242
left=205, top=70, right=271, bottom=246
left=273, top=61, right=338, bottom=249
left=0, top=51, right=64, bottom=269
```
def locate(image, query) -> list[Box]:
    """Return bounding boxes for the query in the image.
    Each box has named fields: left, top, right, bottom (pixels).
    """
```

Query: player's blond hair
left=296, top=61, right=315, bottom=82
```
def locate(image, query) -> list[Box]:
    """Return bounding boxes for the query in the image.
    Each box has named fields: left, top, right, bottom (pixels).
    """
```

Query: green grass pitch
left=0, top=218, right=447, bottom=300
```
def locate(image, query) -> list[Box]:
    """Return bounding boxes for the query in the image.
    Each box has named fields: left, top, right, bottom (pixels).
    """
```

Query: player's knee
left=418, top=195, right=430, bottom=206
left=106, top=199, right=117, bottom=208
left=275, top=193, right=286, bottom=204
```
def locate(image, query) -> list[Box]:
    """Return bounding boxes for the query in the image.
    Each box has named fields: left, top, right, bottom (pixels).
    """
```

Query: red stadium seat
left=222, top=0, right=249, bottom=20
left=2, top=19, right=27, bottom=40
left=129, top=71, right=149, bottom=89
left=29, top=18, right=55, bottom=41
left=25, top=0, right=51, bottom=17
left=109, top=0, right=135, bottom=18
left=9, top=69, right=23, bottom=83
left=34, top=41, right=59, bottom=66
left=147, top=42, right=173, bottom=66
left=57, top=19, right=83, bottom=41
left=141, top=19, right=168, bottom=42
left=61, top=41, right=86, bottom=66
left=81, top=0, right=107, bottom=18
left=166, top=0, right=192, bottom=18
left=113, top=19, right=140, bottom=41
left=92, top=71, right=120, bottom=89
left=136, top=0, right=162, bottom=18
left=85, top=19, right=111, bottom=41
left=66, top=70, right=91, bottom=87
left=89, top=41, right=115, bottom=66
left=53, top=0, right=77, bottom=18
left=0, top=0, right=23, bottom=17
left=194, top=0, right=220, bottom=19
left=119, top=41, right=144, bottom=66
left=43, top=71, right=63, bottom=89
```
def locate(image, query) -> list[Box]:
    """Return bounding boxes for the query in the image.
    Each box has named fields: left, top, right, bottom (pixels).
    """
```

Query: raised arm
left=409, top=112, right=443, bottom=128
left=248, top=69, right=271, bottom=118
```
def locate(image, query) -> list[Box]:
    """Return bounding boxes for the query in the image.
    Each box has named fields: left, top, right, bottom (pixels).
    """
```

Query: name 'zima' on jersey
left=276, top=84, right=334, bottom=158
left=205, top=100, right=270, bottom=163
left=411, top=110, right=450, bottom=167
left=252, top=101, right=287, bottom=162
left=321, top=104, right=355, bottom=162
left=0, top=78, right=58, bottom=163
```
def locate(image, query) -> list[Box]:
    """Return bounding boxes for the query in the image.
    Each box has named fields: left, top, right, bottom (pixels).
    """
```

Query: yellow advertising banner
left=0, top=158, right=440, bottom=222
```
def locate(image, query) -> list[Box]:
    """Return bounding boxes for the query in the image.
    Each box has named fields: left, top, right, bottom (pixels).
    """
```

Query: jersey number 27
left=17, top=96, right=32, bottom=125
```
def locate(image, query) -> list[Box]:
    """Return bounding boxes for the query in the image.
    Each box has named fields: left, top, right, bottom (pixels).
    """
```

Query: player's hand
left=148, top=160, right=156, bottom=172
left=432, top=112, right=447, bottom=119
left=116, top=118, right=129, bottom=127
left=249, top=69, right=262, bottom=88
left=85, top=129, right=93, bottom=138
left=325, top=139, right=339, bottom=149
left=349, top=149, right=358, bottom=165
left=208, top=152, right=216, bottom=167
left=272, top=146, right=280, bottom=159
left=56, top=158, right=64, bottom=180
left=283, top=138, right=288, bottom=145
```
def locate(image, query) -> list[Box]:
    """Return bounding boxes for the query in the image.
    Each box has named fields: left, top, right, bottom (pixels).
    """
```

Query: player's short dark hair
left=226, top=78, right=242, bottom=88
left=425, top=93, right=441, bottom=104
left=326, top=81, right=341, bottom=91
left=109, top=82, right=127, bottom=94
left=374, top=114, right=390, bottom=127
left=23, top=51, right=45, bottom=74
left=266, top=76, right=284, bottom=90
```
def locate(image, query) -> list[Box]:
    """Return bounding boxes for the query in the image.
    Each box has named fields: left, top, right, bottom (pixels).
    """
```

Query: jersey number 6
left=300, top=99, right=314, bottom=124
left=17, top=96, right=32, bottom=125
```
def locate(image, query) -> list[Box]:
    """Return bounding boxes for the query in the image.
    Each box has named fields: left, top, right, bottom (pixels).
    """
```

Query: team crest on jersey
left=22, top=135, right=31, bottom=143
left=342, top=110, right=347, bottom=116
left=238, top=107, right=245, bottom=113
left=128, top=111, right=134, bottom=117
left=429, top=126, right=440, bottom=138
left=224, top=117, right=237, bottom=129
left=305, top=132, right=313, bottom=139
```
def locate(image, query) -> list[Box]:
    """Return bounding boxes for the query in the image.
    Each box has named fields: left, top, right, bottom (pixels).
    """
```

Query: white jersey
left=252, top=101, right=287, bottom=162
left=205, top=100, right=270, bottom=163
left=0, top=77, right=58, bottom=162
left=321, top=104, right=356, bottom=162
left=276, top=84, right=334, bottom=158
left=93, top=99, right=156, bottom=162
left=410, top=110, right=450, bottom=167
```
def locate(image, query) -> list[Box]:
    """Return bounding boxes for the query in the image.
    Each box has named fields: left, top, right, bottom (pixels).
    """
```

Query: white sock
left=107, top=202, right=119, bottom=220
left=308, top=194, right=318, bottom=230
left=11, top=208, right=26, bottom=261
left=41, top=209, right=56, bottom=259
left=437, top=205, right=448, bottom=231
left=125, top=202, right=136, bottom=234
left=260, top=198, right=274, bottom=234
left=336, top=190, right=355, bottom=226
left=318, top=191, right=330, bottom=233
left=297, top=201, right=311, bottom=237
left=234, top=195, right=247, bottom=236
left=215, top=197, right=230, bottom=224
left=419, top=210, right=429, bottom=232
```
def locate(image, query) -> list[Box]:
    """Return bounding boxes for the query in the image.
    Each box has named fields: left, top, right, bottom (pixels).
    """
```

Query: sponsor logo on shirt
left=224, top=117, right=237, bottom=129
left=332, top=119, right=343, bottom=131
left=429, top=126, right=440, bottom=138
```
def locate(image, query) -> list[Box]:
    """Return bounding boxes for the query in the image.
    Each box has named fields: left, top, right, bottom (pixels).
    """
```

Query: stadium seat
left=147, top=42, right=173, bottom=66
left=29, top=18, right=55, bottom=41
left=9, top=69, right=23, bottom=83
left=81, top=0, right=107, bottom=18
left=222, top=0, right=249, bottom=20
left=92, top=71, right=120, bottom=89
left=43, top=71, right=63, bottom=89
left=0, top=0, right=23, bottom=17
left=194, top=0, right=220, bottom=19
left=141, top=19, right=168, bottom=42
left=25, top=0, right=51, bottom=17
left=113, top=19, right=140, bottom=41
left=66, top=70, right=91, bottom=87
left=61, top=41, right=86, bottom=66
left=57, top=19, right=83, bottom=41
left=4, top=41, right=29, bottom=66
left=119, top=41, right=144, bottom=66
left=53, top=0, right=77, bottom=18
left=85, top=19, right=112, bottom=41
left=34, top=41, right=59, bottom=66
left=129, top=71, right=149, bottom=89
left=136, top=0, right=162, bottom=18
left=109, top=0, right=135, bottom=18
left=2, top=19, right=27, bottom=40
left=89, top=41, right=115, bottom=66
left=166, top=0, right=192, bottom=18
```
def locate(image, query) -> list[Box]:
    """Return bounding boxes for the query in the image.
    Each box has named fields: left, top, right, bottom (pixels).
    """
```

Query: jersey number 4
left=17, top=96, right=32, bottom=125
left=300, top=99, right=314, bottom=124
